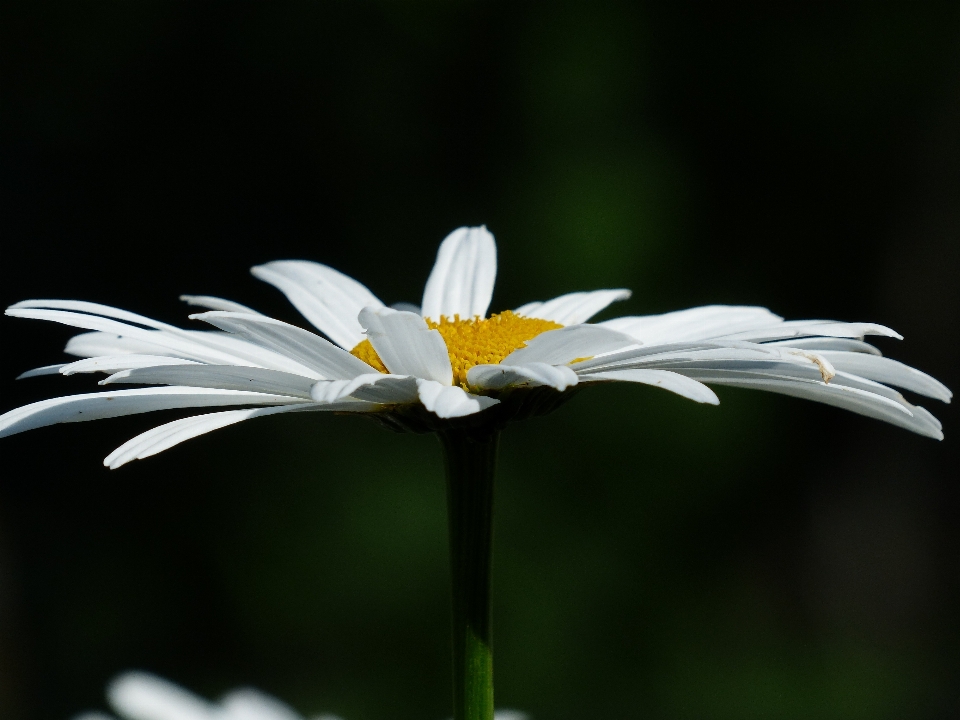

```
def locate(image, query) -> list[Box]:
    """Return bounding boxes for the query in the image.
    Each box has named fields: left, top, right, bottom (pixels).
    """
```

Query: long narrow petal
left=16, top=364, right=67, bottom=379
left=578, top=368, right=720, bottom=404
left=190, top=311, right=374, bottom=380
left=763, top=337, right=882, bottom=355
left=61, top=355, right=201, bottom=375
left=421, top=226, right=497, bottom=321
left=7, top=308, right=243, bottom=364
left=416, top=379, right=499, bottom=418
left=568, top=341, right=748, bottom=373
left=612, top=352, right=838, bottom=384
left=467, top=362, right=578, bottom=391
left=251, top=260, right=385, bottom=349
left=101, top=365, right=317, bottom=398
left=358, top=307, right=453, bottom=384
left=599, top=305, right=783, bottom=344
left=179, top=295, right=264, bottom=315
left=818, top=351, right=952, bottom=402
left=676, top=369, right=942, bottom=439
left=310, top=373, right=420, bottom=404
left=60, top=329, right=320, bottom=379
left=514, top=289, right=631, bottom=325
left=501, top=325, right=638, bottom=367
left=8, top=308, right=307, bottom=372
left=103, top=403, right=372, bottom=469
left=719, top=319, right=902, bottom=343
left=0, top=387, right=307, bottom=439
left=571, top=343, right=831, bottom=375
left=64, top=332, right=189, bottom=359
left=9, top=299, right=182, bottom=332
left=178, top=330, right=326, bottom=376
left=107, top=672, right=213, bottom=720
left=8, top=303, right=316, bottom=375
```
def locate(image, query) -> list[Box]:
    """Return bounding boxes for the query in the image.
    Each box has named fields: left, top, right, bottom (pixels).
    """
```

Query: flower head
left=1, top=226, right=950, bottom=467
left=73, top=671, right=343, bottom=720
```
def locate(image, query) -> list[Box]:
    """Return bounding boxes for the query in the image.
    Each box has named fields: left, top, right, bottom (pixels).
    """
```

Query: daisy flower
left=4, top=225, right=949, bottom=720
left=73, top=671, right=344, bottom=720
left=72, top=670, right=526, bottom=720
left=0, top=226, right=949, bottom=461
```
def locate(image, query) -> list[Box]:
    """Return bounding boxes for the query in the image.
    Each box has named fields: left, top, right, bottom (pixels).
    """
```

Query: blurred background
left=1, top=2, right=959, bottom=718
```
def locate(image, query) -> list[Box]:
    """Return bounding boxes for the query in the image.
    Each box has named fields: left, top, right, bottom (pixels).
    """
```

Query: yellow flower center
left=351, top=310, right=563, bottom=388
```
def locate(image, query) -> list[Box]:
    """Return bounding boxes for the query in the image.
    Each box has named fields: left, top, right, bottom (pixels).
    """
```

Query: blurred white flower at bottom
left=72, top=671, right=527, bottom=720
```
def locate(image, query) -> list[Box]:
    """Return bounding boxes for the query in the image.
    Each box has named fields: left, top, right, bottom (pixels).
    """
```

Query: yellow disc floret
left=350, top=310, right=563, bottom=388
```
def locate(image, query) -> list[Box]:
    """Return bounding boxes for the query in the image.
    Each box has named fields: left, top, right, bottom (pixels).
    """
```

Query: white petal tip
left=16, top=364, right=67, bottom=380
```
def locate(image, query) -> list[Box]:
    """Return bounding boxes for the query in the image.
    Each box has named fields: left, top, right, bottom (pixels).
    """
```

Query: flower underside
left=351, top=310, right=564, bottom=388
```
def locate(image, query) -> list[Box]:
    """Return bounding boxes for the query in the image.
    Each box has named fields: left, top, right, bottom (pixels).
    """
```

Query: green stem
left=439, top=427, right=498, bottom=720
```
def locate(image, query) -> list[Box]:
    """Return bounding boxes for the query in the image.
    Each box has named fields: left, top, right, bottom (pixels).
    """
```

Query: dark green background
left=1, top=3, right=958, bottom=718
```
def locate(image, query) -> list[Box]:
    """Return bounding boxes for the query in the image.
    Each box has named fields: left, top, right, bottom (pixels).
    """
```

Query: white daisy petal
left=179, top=295, right=264, bottom=315
left=9, top=308, right=315, bottom=375
left=600, top=305, right=783, bottom=344
left=8, top=300, right=182, bottom=332
left=358, top=307, right=453, bottom=384
left=502, top=325, right=638, bottom=367
left=64, top=331, right=187, bottom=359
left=571, top=343, right=830, bottom=374
left=251, top=260, right=385, bottom=349
left=680, top=371, right=943, bottom=439
left=515, top=289, right=631, bottom=325
left=176, top=330, right=326, bottom=376
left=421, top=226, right=497, bottom=321
left=105, top=406, right=299, bottom=469
left=310, top=373, right=420, bottom=404
left=416, top=379, right=499, bottom=418
left=675, top=364, right=933, bottom=416
left=72, top=713, right=116, bottom=720
left=190, top=311, right=374, bottom=380
left=14, top=302, right=318, bottom=369
left=16, top=364, right=67, bottom=379
left=568, top=341, right=749, bottom=373
left=219, top=688, right=303, bottom=720
left=579, top=368, right=720, bottom=404
left=719, top=319, right=902, bottom=343
left=107, top=671, right=213, bottom=720
left=7, top=308, right=247, bottom=365
left=58, top=329, right=322, bottom=379
left=829, top=370, right=916, bottom=403
left=618, top=352, right=838, bottom=385
left=817, top=351, right=952, bottom=402
left=763, top=337, right=882, bottom=355
left=101, top=365, right=317, bottom=398
left=0, top=387, right=307, bottom=439
left=104, top=402, right=374, bottom=469
left=61, top=355, right=202, bottom=375
left=467, top=362, right=578, bottom=391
